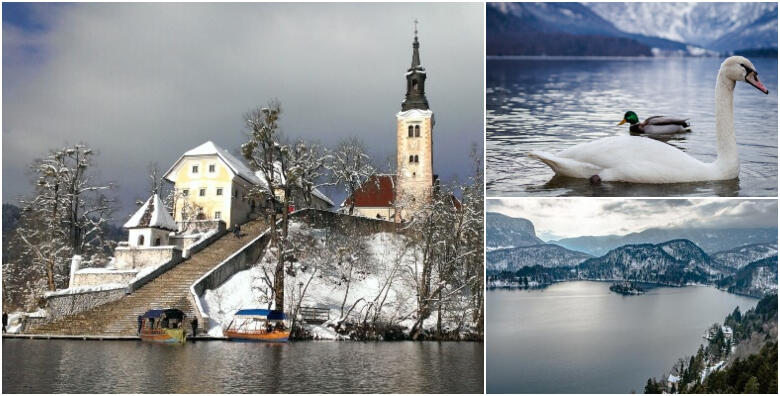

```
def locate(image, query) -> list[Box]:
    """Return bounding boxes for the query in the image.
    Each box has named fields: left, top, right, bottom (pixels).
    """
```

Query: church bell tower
left=396, top=21, right=434, bottom=221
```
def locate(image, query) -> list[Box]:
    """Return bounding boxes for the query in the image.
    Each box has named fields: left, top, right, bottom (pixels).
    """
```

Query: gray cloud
left=3, top=3, right=484, bottom=220
left=487, top=198, right=778, bottom=240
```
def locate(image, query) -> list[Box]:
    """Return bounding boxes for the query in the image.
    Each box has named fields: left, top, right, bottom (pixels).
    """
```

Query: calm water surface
left=3, top=340, right=483, bottom=393
left=486, top=281, right=758, bottom=393
left=486, top=57, right=778, bottom=197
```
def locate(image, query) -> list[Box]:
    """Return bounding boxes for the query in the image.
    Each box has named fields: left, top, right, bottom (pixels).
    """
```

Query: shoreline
left=488, top=279, right=762, bottom=299
left=2, top=333, right=483, bottom=343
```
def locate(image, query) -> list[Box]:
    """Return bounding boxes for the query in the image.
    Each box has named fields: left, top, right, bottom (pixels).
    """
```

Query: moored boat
left=139, top=309, right=187, bottom=344
left=225, top=309, right=291, bottom=342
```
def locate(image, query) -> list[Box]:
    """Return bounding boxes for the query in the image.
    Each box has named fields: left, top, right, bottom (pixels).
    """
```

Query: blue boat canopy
left=234, top=309, right=286, bottom=320
left=142, top=309, right=185, bottom=319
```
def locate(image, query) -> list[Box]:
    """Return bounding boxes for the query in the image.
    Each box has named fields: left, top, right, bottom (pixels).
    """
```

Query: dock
left=3, top=334, right=228, bottom=341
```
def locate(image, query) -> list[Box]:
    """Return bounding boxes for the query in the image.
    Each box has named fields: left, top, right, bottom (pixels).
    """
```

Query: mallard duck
left=528, top=56, right=768, bottom=184
left=618, top=111, right=690, bottom=134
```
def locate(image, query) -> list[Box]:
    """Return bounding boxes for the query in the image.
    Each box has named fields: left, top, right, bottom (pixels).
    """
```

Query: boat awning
left=142, top=309, right=185, bottom=319
left=234, top=309, right=286, bottom=320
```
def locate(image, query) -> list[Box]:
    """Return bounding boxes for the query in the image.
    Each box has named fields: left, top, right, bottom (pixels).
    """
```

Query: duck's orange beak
left=617, top=119, right=627, bottom=126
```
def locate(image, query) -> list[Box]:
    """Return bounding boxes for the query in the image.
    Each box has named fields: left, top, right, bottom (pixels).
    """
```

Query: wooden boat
left=225, top=309, right=291, bottom=343
left=139, top=309, right=187, bottom=344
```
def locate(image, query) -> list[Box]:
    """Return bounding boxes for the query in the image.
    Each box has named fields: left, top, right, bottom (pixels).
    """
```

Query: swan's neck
left=713, top=70, right=738, bottom=175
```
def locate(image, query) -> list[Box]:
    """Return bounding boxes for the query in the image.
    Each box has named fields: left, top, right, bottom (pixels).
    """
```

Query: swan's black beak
left=746, top=71, right=769, bottom=94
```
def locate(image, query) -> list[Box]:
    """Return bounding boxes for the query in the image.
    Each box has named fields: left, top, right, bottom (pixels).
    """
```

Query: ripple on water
left=486, top=57, right=779, bottom=197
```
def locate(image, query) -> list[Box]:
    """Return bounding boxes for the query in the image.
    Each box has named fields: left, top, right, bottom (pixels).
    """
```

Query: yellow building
left=164, top=141, right=261, bottom=229
left=164, top=141, right=333, bottom=229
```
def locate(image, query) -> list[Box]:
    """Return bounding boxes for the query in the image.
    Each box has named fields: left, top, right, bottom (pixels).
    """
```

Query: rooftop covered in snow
left=123, top=194, right=177, bottom=231
left=164, top=140, right=262, bottom=185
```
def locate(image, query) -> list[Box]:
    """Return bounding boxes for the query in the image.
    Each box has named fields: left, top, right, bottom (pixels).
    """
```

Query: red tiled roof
left=343, top=174, right=396, bottom=208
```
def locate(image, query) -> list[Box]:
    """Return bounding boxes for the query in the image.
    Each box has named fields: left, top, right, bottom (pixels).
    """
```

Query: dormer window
left=192, top=165, right=199, bottom=174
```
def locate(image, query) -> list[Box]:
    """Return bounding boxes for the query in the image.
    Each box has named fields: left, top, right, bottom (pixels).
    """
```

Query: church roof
left=123, top=194, right=177, bottom=231
left=342, top=174, right=396, bottom=208
left=164, top=141, right=262, bottom=185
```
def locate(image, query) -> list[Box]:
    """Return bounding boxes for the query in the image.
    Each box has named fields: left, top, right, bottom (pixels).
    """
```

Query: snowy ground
left=200, top=220, right=477, bottom=339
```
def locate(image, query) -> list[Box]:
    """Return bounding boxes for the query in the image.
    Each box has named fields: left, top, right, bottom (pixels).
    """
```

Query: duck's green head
left=618, top=111, right=639, bottom=126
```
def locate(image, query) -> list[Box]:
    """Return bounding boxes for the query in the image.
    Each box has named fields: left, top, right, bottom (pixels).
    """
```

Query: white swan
left=528, top=56, right=769, bottom=183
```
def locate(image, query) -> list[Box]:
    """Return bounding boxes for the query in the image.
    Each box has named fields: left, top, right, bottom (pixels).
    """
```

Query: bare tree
left=327, top=137, right=376, bottom=215
left=16, top=143, right=115, bottom=291
left=241, top=100, right=321, bottom=311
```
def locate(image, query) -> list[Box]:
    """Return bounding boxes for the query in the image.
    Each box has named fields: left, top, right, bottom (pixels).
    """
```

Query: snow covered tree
left=327, top=137, right=376, bottom=215
left=289, top=140, right=329, bottom=208
left=241, top=100, right=325, bottom=310
left=15, top=144, right=116, bottom=292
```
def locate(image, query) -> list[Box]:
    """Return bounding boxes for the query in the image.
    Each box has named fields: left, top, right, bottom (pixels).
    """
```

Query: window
left=412, top=79, right=418, bottom=90
left=192, top=165, right=199, bottom=174
left=209, top=164, right=215, bottom=173
left=408, top=126, right=413, bottom=137
left=409, top=155, right=414, bottom=163
left=138, top=235, right=145, bottom=246
left=199, top=188, right=206, bottom=197
left=414, top=155, right=419, bottom=163
left=414, top=125, right=420, bottom=137
left=182, top=189, right=189, bottom=196
left=216, top=188, right=223, bottom=196
left=214, top=211, right=221, bottom=220
left=154, top=238, right=161, bottom=246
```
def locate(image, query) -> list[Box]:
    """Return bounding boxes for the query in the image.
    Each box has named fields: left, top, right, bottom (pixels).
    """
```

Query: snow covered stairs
left=28, top=219, right=269, bottom=336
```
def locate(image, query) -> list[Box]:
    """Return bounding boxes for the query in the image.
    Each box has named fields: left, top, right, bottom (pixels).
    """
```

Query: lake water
left=2, top=340, right=483, bottom=393
left=486, top=57, right=778, bottom=197
left=486, top=281, right=758, bottom=393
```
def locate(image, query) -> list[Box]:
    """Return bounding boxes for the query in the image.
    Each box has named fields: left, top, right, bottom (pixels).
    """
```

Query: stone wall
left=71, top=270, right=138, bottom=287
left=45, top=287, right=127, bottom=321
left=114, top=246, right=182, bottom=270
left=295, top=209, right=399, bottom=235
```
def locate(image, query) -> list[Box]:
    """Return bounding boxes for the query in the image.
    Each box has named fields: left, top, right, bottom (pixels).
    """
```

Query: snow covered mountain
left=712, top=243, right=779, bottom=270
left=486, top=244, right=592, bottom=272
left=718, top=256, right=778, bottom=297
left=553, top=228, right=778, bottom=256
left=586, top=2, right=778, bottom=52
left=486, top=212, right=544, bottom=251
left=577, top=239, right=720, bottom=285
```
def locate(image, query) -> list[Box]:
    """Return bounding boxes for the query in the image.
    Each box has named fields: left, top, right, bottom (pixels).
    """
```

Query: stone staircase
left=28, top=219, right=269, bottom=336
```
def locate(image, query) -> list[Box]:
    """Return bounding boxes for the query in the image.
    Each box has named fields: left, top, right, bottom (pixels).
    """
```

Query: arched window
left=409, top=155, right=414, bottom=163
left=412, top=79, right=418, bottom=90
left=414, top=125, right=420, bottom=137
left=414, top=155, right=419, bottom=163
left=408, top=126, right=413, bottom=137
left=138, top=235, right=145, bottom=246
left=154, top=238, right=161, bottom=246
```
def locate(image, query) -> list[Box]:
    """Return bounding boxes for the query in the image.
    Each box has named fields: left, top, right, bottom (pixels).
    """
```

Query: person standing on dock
left=191, top=318, right=198, bottom=341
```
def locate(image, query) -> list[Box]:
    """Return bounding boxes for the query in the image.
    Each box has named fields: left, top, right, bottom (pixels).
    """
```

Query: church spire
left=402, top=19, right=429, bottom=111
left=411, top=19, right=421, bottom=69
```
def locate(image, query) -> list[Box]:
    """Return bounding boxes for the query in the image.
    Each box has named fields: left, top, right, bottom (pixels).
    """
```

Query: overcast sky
left=3, top=2, right=484, bottom=221
left=487, top=199, right=778, bottom=241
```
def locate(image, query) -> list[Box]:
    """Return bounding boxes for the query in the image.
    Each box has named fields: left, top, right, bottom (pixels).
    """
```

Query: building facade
left=346, top=28, right=437, bottom=222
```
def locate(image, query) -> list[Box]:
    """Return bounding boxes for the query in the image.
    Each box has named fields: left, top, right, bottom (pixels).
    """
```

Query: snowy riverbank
left=200, top=220, right=481, bottom=340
